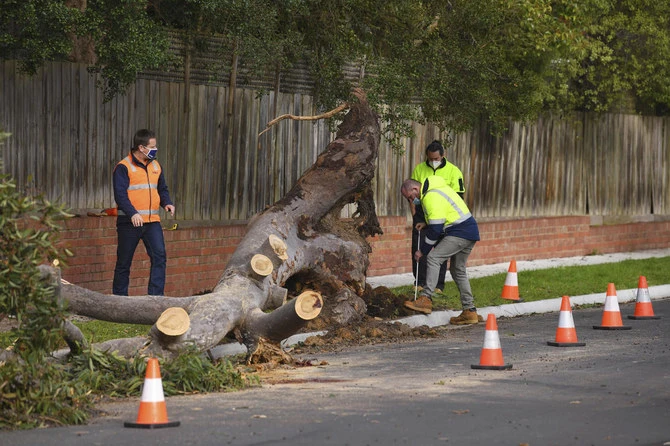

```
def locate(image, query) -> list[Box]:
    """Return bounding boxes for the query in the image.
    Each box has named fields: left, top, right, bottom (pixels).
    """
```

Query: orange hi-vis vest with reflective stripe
left=117, top=155, right=162, bottom=223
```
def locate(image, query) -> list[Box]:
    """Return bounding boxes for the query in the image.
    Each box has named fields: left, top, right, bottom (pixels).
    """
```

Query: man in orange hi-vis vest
left=112, top=129, right=175, bottom=296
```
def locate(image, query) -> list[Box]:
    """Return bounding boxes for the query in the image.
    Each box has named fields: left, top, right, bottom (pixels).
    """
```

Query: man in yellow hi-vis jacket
left=410, top=140, right=465, bottom=294
left=400, top=176, right=481, bottom=324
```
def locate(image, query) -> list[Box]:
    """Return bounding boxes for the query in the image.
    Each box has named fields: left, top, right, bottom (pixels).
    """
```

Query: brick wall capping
left=589, top=214, right=670, bottom=226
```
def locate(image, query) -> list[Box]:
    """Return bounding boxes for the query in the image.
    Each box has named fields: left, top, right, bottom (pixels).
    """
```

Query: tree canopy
left=2, top=0, right=670, bottom=133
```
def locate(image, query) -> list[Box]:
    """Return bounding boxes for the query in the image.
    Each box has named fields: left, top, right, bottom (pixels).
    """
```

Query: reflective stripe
left=117, top=209, right=159, bottom=216
left=444, top=214, right=472, bottom=228
left=558, top=311, right=575, bottom=328
left=425, top=189, right=472, bottom=228
left=603, top=295, right=620, bottom=311
left=125, top=156, right=137, bottom=173
left=426, top=189, right=467, bottom=217
left=483, top=330, right=501, bottom=349
left=425, top=237, right=438, bottom=246
left=128, top=184, right=157, bottom=191
left=427, top=217, right=446, bottom=225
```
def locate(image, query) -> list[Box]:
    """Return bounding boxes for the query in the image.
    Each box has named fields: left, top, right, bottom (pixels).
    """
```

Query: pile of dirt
left=361, top=285, right=416, bottom=319
left=290, top=285, right=448, bottom=354
left=293, top=317, right=446, bottom=354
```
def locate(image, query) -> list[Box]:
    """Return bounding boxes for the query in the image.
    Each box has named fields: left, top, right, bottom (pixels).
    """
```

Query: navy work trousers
left=411, top=227, right=447, bottom=289
left=112, top=221, right=167, bottom=296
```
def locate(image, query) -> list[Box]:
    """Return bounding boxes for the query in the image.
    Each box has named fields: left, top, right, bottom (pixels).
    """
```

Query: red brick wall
left=59, top=218, right=244, bottom=297
left=366, top=215, right=670, bottom=276
left=58, top=215, right=670, bottom=296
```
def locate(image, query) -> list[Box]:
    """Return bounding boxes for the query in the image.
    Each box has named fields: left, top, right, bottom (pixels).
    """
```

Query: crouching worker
left=400, top=176, right=482, bottom=324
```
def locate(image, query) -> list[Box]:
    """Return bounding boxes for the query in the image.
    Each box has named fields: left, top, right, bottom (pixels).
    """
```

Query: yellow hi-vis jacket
left=419, top=175, right=480, bottom=255
left=116, top=155, right=162, bottom=223
left=411, top=158, right=465, bottom=195
left=411, top=158, right=465, bottom=226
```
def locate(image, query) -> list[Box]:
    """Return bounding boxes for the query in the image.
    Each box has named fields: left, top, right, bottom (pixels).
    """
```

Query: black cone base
left=547, top=341, right=586, bottom=347
left=471, top=364, right=513, bottom=370
left=124, top=421, right=180, bottom=429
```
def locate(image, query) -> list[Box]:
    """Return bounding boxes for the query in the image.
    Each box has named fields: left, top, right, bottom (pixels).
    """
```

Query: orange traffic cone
left=593, top=283, right=631, bottom=331
left=501, top=260, right=523, bottom=302
left=471, top=314, right=513, bottom=370
left=124, top=358, right=180, bottom=429
left=628, top=276, right=661, bottom=320
left=548, top=296, right=586, bottom=347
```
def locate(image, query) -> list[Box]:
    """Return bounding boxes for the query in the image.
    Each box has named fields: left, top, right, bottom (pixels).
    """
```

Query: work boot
left=434, top=288, right=442, bottom=294
left=404, top=295, right=432, bottom=314
left=449, top=309, right=479, bottom=325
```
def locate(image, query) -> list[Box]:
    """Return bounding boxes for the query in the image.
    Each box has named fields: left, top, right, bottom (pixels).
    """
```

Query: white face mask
left=430, top=160, right=442, bottom=169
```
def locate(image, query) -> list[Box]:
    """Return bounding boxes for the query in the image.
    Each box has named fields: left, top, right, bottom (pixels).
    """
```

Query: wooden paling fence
left=1, top=61, right=669, bottom=221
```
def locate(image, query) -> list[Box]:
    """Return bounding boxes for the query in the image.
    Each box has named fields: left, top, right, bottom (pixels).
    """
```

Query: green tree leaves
left=0, top=0, right=78, bottom=74
left=0, top=172, right=72, bottom=355
left=2, top=1, right=670, bottom=133
left=575, top=0, right=670, bottom=113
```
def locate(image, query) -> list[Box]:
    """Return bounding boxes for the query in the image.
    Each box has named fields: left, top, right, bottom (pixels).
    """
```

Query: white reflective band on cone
left=558, top=311, right=575, bottom=328
left=603, top=295, right=620, bottom=311
left=483, top=330, right=501, bottom=349
left=504, top=273, right=518, bottom=287
left=636, top=288, right=651, bottom=303
left=140, top=378, right=166, bottom=403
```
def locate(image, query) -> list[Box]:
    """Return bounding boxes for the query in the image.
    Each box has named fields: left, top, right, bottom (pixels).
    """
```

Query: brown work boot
left=404, top=295, right=432, bottom=314
left=450, top=309, right=479, bottom=325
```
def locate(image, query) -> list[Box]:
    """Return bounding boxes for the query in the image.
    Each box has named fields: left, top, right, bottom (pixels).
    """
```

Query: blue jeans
left=112, top=221, right=167, bottom=296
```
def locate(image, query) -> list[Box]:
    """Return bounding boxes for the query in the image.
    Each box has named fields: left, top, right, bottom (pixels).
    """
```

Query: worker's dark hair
left=425, top=140, right=444, bottom=156
left=401, top=179, right=421, bottom=195
left=132, top=129, right=156, bottom=151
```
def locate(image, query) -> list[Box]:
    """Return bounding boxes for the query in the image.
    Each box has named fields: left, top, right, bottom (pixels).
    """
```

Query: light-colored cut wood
left=156, top=307, right=190, bottom=336
left=268, top=234, right=288, bottom=260
left=250, top=254, right=273, bottom=276
left=294, top=290, right=323, bottom=320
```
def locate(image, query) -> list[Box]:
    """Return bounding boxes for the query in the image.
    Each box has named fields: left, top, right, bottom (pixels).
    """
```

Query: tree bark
left=56, top=89, right=382, bottom=359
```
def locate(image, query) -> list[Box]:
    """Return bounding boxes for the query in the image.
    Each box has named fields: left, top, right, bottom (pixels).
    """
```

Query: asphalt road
left=4, top=298, right=670, bottom=446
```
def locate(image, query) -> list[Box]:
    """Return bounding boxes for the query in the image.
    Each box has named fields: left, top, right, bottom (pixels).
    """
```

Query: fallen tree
left=48, top=89, right=382, bottom=360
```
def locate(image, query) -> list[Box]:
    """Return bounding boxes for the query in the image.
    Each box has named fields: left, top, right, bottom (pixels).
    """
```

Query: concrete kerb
left=208, top=285, right=670, bottom=358
left=207, top=249, right=670, bottom=358
left=395, top=284, right=670, bottom=329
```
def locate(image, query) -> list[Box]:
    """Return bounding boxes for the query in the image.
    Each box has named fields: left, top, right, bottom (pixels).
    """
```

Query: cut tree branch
left=259, top=102, right=349, bottom=136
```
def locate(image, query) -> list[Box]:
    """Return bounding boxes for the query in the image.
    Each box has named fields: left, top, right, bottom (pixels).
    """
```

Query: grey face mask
left=413, top=197, right=421, bottom=206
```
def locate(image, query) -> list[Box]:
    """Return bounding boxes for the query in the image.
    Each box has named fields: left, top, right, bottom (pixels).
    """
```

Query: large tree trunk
left=55, top=89, right=382, bottom=359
